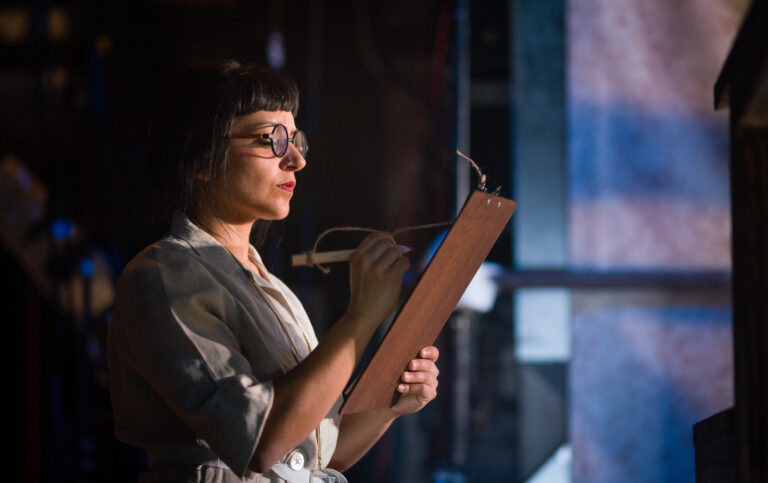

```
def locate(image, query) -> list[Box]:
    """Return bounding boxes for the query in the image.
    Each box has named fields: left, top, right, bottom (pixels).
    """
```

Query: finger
left=354, top=232, right=395, bottom=257
left=392, top=254, right=410, bottom=275
left=375, top=244, right=409, bottom=272
left=419, top=346, right=439, bottom=362
left=409, top=358, right=439, bottom=375
left=357, top=241, right=394, bottom=267
left=353, top=238, right=398, bottom=269
left=401, top=383, right=437, bottom=401
left=401, top=371, right=437, bottom=387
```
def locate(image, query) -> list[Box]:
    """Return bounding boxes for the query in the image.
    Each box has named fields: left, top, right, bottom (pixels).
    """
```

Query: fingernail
left=398, top=384, right=407, bottom=392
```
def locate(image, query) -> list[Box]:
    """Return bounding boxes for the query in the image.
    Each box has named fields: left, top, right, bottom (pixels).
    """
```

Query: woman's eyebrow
left=239, top=121, right=278, bottom=131
left=233, top=121, right=298, bottom=136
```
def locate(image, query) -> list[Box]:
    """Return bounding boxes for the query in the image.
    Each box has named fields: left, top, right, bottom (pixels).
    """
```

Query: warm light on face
left=217, top=111, right=306, bottom=222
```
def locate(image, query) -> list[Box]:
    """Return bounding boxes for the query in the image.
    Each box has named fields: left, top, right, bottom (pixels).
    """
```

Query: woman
left=107, top=61, right=439, bottom=482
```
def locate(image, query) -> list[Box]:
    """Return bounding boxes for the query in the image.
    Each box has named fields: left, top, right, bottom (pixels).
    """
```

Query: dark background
left=3, top=1, right=515, bottom=481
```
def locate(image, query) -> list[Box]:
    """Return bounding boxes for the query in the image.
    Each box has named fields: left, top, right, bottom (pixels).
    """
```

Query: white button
left=288, top=449, right=305, bottom=470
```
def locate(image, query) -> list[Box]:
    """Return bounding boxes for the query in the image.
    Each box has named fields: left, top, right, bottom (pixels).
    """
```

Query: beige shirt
left=107, top=215, right=341, bottom=482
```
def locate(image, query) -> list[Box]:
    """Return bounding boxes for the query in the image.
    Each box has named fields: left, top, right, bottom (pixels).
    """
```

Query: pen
left=292, top=245, right=413, bottom=267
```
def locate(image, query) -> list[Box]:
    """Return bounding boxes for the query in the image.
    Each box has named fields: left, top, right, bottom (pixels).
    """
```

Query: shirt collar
left=170, top=213, right=257, bottom=278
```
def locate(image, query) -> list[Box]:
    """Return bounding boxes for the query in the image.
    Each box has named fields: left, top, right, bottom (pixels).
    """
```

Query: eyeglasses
left=232, top=123, right=308, bottom=158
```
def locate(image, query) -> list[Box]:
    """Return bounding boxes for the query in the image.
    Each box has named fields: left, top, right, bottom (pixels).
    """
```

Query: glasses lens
left=271, top=124, right=289, bottom=157
left=294, top=130, right=308, bottom=157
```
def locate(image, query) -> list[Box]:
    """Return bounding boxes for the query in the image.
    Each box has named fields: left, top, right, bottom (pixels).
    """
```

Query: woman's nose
left=280, top=143, right=306, bottom=172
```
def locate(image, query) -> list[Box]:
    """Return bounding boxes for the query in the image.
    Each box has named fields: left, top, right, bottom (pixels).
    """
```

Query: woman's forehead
left=234, top=110, right=296, bottom=130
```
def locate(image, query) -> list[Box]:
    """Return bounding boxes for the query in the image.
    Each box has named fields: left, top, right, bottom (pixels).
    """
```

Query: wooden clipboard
left=340, top=191, right=517, bottom=414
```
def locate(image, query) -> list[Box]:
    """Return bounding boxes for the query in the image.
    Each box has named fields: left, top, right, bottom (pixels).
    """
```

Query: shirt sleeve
left=111, top=245, right=273, bottom=477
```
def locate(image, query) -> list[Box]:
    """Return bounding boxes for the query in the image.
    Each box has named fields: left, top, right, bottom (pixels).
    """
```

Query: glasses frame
left=231, top=123, right=308, bottom=158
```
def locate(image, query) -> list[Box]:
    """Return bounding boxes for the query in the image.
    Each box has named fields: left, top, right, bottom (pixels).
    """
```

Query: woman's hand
left=327, top=345, right=439, bottom=471
left=390, top=346, right=440, bottom=416
left=346, top=232, right=410, bottom=328
left=253, top=233, right=408, bottom=472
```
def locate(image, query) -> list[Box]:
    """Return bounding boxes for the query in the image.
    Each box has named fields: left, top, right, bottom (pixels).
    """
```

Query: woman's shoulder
left=116, top=236, right=210, bottom=294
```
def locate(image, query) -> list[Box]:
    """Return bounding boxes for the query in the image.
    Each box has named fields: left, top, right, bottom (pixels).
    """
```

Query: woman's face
left=216, top=110, right=306, bottom=222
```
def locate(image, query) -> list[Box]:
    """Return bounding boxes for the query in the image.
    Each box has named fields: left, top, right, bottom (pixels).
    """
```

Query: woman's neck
left=190, top=210, right=255, bottom=266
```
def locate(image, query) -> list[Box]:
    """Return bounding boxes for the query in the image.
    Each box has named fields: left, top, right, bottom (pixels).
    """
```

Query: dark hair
left=149, top=60, right=299, bottom=241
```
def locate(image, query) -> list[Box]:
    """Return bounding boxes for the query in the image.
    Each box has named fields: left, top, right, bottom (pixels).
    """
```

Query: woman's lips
left=278, top=181, right=295, bottom=193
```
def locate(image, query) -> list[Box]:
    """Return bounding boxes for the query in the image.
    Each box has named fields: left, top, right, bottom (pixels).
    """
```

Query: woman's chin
left=257, top=206, right=291, bottom=221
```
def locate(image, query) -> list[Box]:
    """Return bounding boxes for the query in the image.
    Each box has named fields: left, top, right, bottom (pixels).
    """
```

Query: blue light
left=51, top=219, right=75, bottom=240
left=79, top=258, right=95, bottom=277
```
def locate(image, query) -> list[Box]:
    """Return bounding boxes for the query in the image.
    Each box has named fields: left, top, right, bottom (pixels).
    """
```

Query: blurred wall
left=567, top=0, right=748, bottom=480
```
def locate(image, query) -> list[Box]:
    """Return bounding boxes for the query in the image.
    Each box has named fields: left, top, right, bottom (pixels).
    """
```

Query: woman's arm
left=250, top=233, right=410, bottom=473
left=328, top=346, right=440, bottom=472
